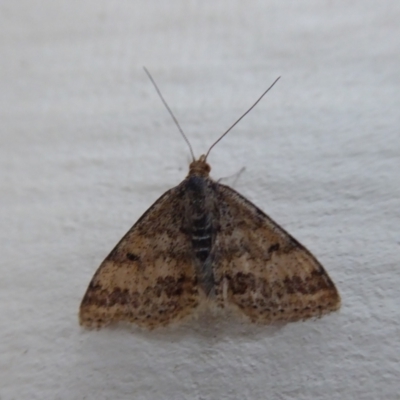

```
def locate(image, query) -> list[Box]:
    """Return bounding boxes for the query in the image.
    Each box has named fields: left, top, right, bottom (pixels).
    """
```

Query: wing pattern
left=79, top=187, right=200, bottom=329
left=213, top=184, right=341, bottom=323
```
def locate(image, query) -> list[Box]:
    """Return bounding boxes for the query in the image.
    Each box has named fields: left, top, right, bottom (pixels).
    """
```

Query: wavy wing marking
left=214, top=184, right=341, bottom=323
left=79, top=188, right=200, bottom=329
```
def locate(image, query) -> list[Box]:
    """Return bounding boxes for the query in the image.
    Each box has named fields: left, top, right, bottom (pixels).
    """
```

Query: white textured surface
left=1, top=1, right=399, bottom=399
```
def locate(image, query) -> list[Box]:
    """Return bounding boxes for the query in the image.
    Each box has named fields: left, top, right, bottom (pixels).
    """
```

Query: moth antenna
left=144, top=67, right=196, bottom=162
left=205, top=76, right=281, bottom=160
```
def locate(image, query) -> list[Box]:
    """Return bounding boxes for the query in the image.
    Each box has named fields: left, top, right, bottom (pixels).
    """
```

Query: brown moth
left=79, top=71, right=340, bottom=330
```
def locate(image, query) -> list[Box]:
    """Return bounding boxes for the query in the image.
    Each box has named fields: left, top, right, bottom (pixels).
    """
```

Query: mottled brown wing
left=79, top=187, right=199, bottom=329
left=214, top=184, right=340, bottom=324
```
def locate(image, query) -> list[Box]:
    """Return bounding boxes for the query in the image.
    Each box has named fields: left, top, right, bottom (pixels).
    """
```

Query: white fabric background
left=1, top=1, right=399, bottom=399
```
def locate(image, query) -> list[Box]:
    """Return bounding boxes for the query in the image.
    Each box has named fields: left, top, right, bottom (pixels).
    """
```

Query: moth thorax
left=188, top=155, right=211, bottom=177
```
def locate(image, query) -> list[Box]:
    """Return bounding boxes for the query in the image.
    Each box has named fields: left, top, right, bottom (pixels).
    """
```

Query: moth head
left=188, top=155, right=211, bottom=177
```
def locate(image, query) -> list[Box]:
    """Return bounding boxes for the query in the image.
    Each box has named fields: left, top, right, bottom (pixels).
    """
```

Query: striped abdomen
left=183, top=175, right=216, bottom=294
left=191, top=213, right=213, bottom=263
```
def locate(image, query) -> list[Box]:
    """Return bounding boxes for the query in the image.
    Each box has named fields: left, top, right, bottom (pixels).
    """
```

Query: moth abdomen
left=191, top=216, right=213, bottom=261
left=190, top=215, right=215, bottom=295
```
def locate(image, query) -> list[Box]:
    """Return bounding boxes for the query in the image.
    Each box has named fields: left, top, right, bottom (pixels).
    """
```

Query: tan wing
left=214, top=184, right=340, bottom=324
left=79, top=188, right=199, bottom=329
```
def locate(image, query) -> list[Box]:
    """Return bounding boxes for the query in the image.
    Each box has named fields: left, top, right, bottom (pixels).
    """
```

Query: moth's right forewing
left=214, top=184, right=340, bottom=324
left=79, top=186, right=200, bottom=330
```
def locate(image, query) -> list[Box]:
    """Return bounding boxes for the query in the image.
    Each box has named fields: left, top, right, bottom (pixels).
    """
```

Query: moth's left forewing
left=213, top=184, right=341, bottom=324
left=79, top=185, right=200, bottom=330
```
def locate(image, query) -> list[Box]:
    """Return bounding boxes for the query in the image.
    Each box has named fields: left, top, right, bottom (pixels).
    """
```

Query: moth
left=79, top=70, right=340, bottom=329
